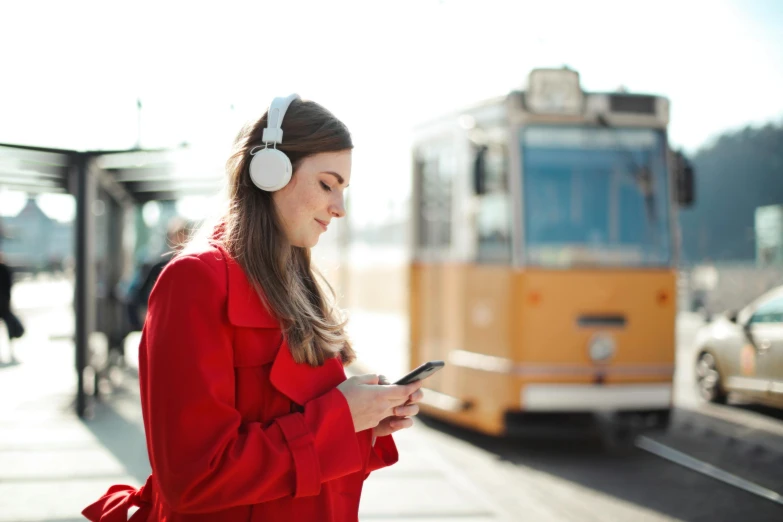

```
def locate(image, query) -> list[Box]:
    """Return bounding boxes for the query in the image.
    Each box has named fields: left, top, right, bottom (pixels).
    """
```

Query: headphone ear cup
left=249, top=149, right=292, bottom=192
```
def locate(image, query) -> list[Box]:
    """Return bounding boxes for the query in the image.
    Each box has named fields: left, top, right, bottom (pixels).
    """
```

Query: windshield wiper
left=596, top=115, right=657, bottom=223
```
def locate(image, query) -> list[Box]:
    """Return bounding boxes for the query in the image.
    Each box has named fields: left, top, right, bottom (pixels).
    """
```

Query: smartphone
left=394, top=360, right=445, bottom=385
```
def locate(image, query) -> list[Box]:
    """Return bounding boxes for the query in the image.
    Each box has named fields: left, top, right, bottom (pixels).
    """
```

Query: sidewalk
left=0, top=303, right=508, bottom=522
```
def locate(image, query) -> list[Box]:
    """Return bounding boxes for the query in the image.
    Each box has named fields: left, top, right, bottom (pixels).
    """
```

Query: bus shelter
left=0, top=142, right=219, bottom=417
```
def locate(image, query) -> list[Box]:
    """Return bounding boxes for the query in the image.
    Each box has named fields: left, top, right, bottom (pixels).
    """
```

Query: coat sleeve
left=141, top=255, right=364, bottom=514
left=366, top=434, right=398, bottom=475
left=355, top=431, right=398, bottom=479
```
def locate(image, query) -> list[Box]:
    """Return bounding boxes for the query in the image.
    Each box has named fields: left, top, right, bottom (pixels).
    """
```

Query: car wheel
left=696, top=351, right=727, bottom=404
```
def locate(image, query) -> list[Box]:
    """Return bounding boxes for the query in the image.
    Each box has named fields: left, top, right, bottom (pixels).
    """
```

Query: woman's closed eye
left=319, top=181, right=332, bottom=193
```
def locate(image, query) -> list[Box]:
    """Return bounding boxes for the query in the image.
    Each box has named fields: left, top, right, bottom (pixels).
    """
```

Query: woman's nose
left=330, top=195, right=346, bottom=218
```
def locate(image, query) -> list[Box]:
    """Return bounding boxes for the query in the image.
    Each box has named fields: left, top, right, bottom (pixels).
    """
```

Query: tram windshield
left=521, top=126, right=672, bottom=268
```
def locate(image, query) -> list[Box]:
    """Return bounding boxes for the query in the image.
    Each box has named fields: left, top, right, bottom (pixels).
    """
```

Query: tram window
left=476, top=143, right=511, bottom=263
left=416, top=145, right=454, bottom=252
left=475, top=143, right=507, bottom=193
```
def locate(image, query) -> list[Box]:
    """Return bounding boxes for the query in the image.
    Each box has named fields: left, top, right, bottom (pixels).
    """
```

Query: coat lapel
left=218, top=244, right=347, bottom=405
left=270, top=339, right=347, bottom=406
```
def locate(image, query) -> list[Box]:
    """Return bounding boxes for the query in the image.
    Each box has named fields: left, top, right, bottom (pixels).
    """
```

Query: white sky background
left=1, top=0, right=782, bottom=224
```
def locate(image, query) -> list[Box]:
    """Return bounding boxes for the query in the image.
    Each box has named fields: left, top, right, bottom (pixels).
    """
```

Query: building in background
left=1, top=197, right=73, bottom=274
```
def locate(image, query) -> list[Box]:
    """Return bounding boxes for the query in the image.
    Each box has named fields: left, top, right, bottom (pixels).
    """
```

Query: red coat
left=83, top=244, right=397, bottom=522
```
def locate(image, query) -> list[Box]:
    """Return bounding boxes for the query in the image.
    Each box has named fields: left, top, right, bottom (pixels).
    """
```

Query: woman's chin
left=294, top=237, right=320, bottom=249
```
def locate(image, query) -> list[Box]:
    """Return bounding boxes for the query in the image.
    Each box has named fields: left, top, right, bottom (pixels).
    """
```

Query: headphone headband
left=262, top=93, right=300, bottom=145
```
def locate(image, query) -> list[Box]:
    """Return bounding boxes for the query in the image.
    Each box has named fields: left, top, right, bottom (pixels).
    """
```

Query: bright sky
left=1, top=0, right=782, bottom=223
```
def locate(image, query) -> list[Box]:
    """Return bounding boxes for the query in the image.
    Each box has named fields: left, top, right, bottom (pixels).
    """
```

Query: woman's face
left=272, top=150, right=352, bottom=248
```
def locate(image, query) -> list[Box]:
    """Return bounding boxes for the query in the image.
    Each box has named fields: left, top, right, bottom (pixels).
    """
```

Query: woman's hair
left=216, top=99, right=355, bottom=367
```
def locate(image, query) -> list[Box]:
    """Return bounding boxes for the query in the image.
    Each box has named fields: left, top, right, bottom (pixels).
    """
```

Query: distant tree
left=679, top=121, right=783, bottom=264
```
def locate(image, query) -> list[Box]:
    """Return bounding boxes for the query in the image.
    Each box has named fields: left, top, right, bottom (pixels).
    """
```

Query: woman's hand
left=337, top=374, right=422, bottom=433
left=371, top=375, right=425, bottom=438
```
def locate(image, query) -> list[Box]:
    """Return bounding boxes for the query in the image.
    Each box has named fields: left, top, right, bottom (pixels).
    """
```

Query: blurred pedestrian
left=125, top=217, right=190, bottom=331
left=83, top=94, right=423, bottom=522
left=0, top=252, right=24, bottom=364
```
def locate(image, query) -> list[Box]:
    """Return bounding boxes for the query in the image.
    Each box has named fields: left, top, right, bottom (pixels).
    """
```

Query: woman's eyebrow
left=322, top=171, right=346, bottom=186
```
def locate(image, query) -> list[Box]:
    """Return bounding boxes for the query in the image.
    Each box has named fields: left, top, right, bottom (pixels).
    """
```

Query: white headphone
left=248, top=93, right=301, bottom=191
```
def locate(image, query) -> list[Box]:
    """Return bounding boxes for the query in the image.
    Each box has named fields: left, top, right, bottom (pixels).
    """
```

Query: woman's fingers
left=380, top=381, right=423, bottom=403
left=373, top=415, right=415, bottom=438
left=393, top=404, right=420, bottom=417
left=407, top=389, right=424, bottom=404
left=389, top=417, right=413, bottom=431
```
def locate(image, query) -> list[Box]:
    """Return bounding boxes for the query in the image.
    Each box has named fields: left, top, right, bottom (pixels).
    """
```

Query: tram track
left=636, top=435, right=783, bottom=507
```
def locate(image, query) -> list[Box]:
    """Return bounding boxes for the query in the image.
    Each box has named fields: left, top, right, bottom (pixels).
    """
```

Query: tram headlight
left=588, top=333, right=616, bottom=362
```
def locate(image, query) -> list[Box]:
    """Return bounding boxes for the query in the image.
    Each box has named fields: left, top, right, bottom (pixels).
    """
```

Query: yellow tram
left=406, top=68, right=694, bottom=436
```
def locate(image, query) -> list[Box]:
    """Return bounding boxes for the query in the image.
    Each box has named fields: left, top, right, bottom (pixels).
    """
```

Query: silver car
left=694, top=285, right=783, bottom=408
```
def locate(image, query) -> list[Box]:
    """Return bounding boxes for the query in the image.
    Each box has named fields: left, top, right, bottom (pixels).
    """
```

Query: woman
left=83, top=94, right=423, bottom=521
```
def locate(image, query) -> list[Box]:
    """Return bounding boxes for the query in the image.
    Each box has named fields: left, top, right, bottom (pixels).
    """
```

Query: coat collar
left=216, top=244, right=278, bottom=328
left=213, top=243, right=347, bottom=404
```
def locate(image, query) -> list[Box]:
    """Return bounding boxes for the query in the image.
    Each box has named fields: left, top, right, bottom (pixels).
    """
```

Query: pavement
left=0, top=282, right=512, bottom=522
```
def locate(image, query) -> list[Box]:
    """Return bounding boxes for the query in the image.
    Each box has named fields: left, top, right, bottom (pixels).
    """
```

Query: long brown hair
left=218, top=99, right=355, bottom=367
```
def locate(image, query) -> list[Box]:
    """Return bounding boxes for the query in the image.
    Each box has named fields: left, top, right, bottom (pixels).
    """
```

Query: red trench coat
left=83, top=244, right=397, bottom=522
